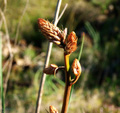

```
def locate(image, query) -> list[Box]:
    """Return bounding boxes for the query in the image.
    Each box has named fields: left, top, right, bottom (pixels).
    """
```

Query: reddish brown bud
left=70, top=59, right=82, bottom=86
left=49, top=105, right=59, bottom=113
left=38, top=18, right=65, bottom=48
left=72, top=59, right=81, bottom=77
left=65, top=31, right=77, bottom=54
left=43, top=64, right=58, bottom=75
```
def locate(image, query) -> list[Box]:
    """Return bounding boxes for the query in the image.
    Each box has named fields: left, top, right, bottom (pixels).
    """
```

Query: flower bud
left=65, top=31, right=77, bottom=54
left=72, top=59, right=81, bottom=77
left=49, top=105, right=59, bottom=113
left=38, top=18, right=65, bottom=48
left=43, top=64, right=58, bottom=75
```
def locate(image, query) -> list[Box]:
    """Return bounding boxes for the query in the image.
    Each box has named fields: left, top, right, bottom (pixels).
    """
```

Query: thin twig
left=0, top=0, right=29, bottom=97
left=3, top=59, right=9, bottom=71
left=57, top=4, right=68, bottom=23
left=35, top=42, right=52, bottom=113
left=0, top=0, right=7, bottom=29
left=0, top=8, right=13, bottom=97
left=4, top=58, right=13, bottom=96
left=35, top=0, right=68, bottom=112
left=14, top=0, right=29, bottom=46
left=0, top=9, right=12, bottom=57
left=3, top=0, right=7, bottom=12
left=53, top=0, right=62, bottom=26
left=0, top=0, right=9, bottom=72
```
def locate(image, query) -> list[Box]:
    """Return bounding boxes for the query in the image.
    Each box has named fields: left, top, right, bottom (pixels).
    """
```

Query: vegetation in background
left=0, top=0, right=120, bottom=112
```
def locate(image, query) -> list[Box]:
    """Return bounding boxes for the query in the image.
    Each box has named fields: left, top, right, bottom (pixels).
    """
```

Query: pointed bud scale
left=38, top=18, right=65, bottom=48
left=49, top=105, right=59, bottom=113
left=43, top=64, right=58, bottom=75
left=72, top=59, right=82, bottom=77
left=65, top=31, right=77, bottom=54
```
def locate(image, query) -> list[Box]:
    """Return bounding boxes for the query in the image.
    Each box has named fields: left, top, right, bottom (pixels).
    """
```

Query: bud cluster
left=38, top=18, right=65, bottom=48
left=38, top=18, right=77, bottom=54
left=72, top=59, right=81, bottom=77
left=65, top=31, right=77, bottom=55
left=49, top=105, right=59, bottom=113
left=43, top=64, right=58, bottom=75
left=38, top=18, right=82, bottom=80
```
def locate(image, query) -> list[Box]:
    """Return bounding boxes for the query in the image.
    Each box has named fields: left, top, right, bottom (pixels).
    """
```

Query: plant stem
left=0, top=33, right=5, bottom=113
left=35, top=0, right=62, bottom=113
left=61, top=54, right=72, bottom=113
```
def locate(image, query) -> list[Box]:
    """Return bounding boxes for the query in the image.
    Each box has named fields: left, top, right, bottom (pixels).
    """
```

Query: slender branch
left=57, top=4, right=68, bottom=23
left=3, top=0, right=7, bottom=12
left=53, top=0, right=62, bottom=26
left=0, top=8, right=13, bottom=99
left=14, top=0, right=29, bottom=46
left=0, top=0, right=7, bottom=29
left=35, top=42, right=53, bottom=113
left=0, top=8, right=14, bottom=97
left=0, top=0, right=29, bottom=97
left=35, top=0, right=68, bottom=113
left=2, top=59, right=9, bottom=71
left=4, top=58, right=13, bottom=96
left=0, top=9, right=12, bottom=58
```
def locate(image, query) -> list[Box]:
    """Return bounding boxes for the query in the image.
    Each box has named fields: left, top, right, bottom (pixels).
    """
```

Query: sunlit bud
left=65, top=31, right=77, bottom=54
left=38, top=18, right=65, bottom=48
left=49, top=105, right=59, bottom=113
left=72, top=59, right=82, bottom=77
left=43, top=64, right=58, bottom=75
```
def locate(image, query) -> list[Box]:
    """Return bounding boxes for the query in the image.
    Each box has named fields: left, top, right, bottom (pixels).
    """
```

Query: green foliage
left=91, top=0, right=113, bottom=11
left=24, top=47, right=36, bottom=59
left=78, top=33, right=85, bottom=61
left=85, top=21, right=100, bottom=49
left=44, top=75, right=65, bottom=95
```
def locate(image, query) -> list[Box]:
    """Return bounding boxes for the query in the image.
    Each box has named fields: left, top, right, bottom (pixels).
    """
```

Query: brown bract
left=49, top=105, right=59, bottom=113
left=65, top=31, right=77, bottom=54
left=43, top=64, right=58, bottom=75
left=38, top=18, right=65, bottom=48
left=72, top=59, right=81, bottom=77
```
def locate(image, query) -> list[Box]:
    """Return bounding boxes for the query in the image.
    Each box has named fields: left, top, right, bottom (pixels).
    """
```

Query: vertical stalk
left=35, top=0, right=62, bottom=113
left=0, top=33, right=5, bottom=113
left=61, top=53, right=72, bottom=113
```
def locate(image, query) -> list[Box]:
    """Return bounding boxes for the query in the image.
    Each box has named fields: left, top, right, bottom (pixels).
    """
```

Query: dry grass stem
left=0, top=0, right=29, bottom=97
left=0, top=9, right=12, bottom=57
left=0, top=0, right=7, bottom=28
left=14, top=0, right=29, bottom=46
left=4, top=59, right=13, bottom=96
left=57, top=4, right=68, bottom=22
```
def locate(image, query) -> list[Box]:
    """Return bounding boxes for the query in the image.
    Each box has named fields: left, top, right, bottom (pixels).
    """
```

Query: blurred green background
left=0, top=0, right=120, bottom=113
